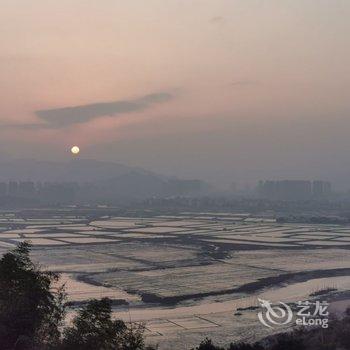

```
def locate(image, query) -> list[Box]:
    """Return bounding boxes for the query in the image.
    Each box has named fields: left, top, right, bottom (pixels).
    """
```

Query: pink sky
left=1, top=1, right=350, bottom=187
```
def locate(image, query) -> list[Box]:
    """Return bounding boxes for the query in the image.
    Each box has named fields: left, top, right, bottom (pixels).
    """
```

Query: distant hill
left=0, top=159, right=209, bottom=199
left=0, top=159, right=155, bottom=183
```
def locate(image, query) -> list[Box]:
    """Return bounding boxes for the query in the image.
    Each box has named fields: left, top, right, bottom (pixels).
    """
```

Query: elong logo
left=257, top=299, right=329, bottom=329
left=258, top=299, right=293, bottom=328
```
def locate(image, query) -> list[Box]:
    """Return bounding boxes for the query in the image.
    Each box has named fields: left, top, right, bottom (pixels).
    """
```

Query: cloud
left=35, top=92, right=173, bottom=128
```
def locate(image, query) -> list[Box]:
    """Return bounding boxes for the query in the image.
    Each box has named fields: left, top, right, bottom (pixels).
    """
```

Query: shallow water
left=111, top=276, right=350, bottom=322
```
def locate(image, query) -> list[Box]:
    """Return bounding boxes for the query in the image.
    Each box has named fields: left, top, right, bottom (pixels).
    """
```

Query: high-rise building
left=0, top=183, right=7, bottom=196
left=257, top=180, right=326, bottom=200
left=18, top=181, right=35, bottom=196
left=8, top=181, right=18, bottom=196
left=312, top=181, right=331, bottom=197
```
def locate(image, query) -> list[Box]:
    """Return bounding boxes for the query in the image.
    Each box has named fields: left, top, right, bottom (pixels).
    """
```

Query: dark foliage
left=195, top=338, right=224, bottom=350
left=0, top=242, right=156, bottom=350
left=0, top=241, right=65, bottom=350
left=62, top=298, right=154, bottom=350
left=194, top=339, right=264, bottom=350
left=228, top=343, right=263, bottom=350
left=270, top=333, right=305, bottom=350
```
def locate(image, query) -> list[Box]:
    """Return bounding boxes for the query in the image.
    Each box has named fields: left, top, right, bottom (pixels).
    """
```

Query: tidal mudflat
left=0, top=210, right=349, bottom=349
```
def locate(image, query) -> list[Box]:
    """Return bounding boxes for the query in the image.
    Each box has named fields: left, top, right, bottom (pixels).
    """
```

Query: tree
left=0, top=241, right=65, bottom=350
left=228, top=343, right=264, bottom=350
left=62, top=298, right=155, bottom=350
left=0, top=242, right=156, bottom=350
left=270, top=333, right=305, bottom=350
left=194, top=338, right=224, bottom=350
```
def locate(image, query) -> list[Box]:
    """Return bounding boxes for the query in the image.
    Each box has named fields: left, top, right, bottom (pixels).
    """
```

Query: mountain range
left=0, top=159, right=208, bottom=198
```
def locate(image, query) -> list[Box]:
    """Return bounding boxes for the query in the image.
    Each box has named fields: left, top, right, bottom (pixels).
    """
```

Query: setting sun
left=71, top=146, right=80, bottom=155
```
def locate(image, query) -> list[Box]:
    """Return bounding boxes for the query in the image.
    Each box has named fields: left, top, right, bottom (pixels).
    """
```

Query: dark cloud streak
left=35, top=92, right=173, bottom=128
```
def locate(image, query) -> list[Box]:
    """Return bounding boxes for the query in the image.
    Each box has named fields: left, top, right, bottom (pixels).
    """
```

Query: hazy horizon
left=1, top=1, right=350, bottom=189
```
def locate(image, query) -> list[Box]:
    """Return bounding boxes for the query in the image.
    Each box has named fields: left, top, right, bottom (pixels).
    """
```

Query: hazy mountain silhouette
left=0, top=159, right=162, bottom=182
left=0, top=159, right=208, bottom=197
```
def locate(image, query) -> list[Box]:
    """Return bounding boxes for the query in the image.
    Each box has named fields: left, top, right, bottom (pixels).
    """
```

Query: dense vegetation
left=0, top=242, right=156, bottom=350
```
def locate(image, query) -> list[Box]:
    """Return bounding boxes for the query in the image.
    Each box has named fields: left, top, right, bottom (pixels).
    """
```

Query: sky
left=1, top=0, right=350, bottom=188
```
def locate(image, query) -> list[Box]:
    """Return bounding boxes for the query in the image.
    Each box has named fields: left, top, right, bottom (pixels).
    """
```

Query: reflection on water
left=111, top=276, right=350, bottom=322
left=260, top=276, right=350, bottom=302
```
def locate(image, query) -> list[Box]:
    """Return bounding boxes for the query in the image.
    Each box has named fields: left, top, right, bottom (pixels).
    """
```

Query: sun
left=71, top=146, right=80, bottom=155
